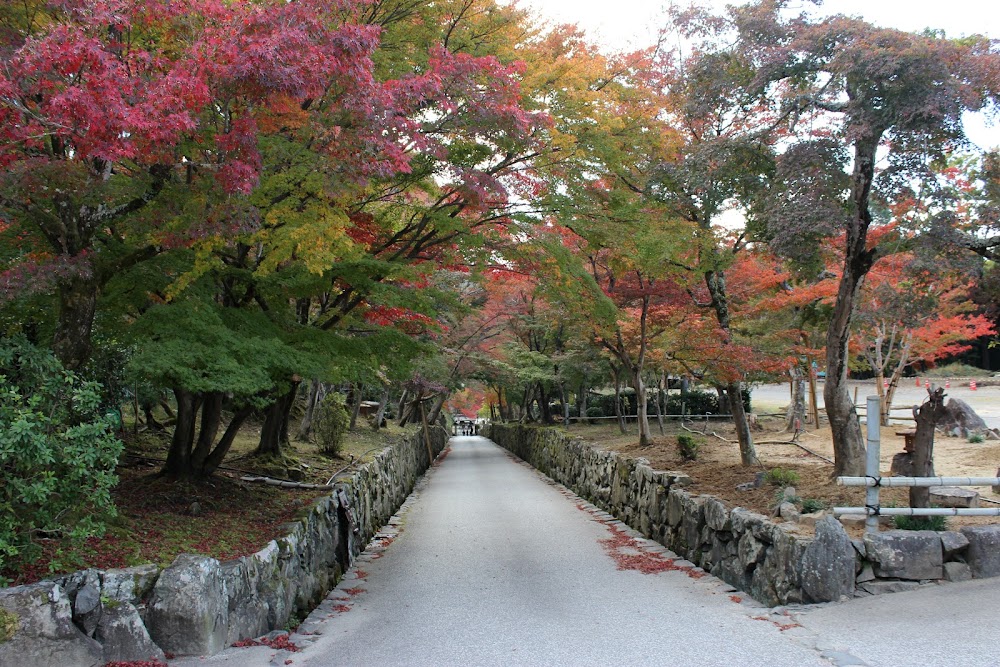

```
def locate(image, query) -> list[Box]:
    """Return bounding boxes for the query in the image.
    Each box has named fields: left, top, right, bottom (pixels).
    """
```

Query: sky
left=520, top=0, right=1000, bottom=149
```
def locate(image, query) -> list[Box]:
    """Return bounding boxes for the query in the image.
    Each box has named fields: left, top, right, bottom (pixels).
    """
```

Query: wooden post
left=808, top=360, right=820, bottom=429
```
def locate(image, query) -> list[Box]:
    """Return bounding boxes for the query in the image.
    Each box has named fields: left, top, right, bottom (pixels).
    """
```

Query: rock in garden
left=937, top=398, right=989, bottom=437
left=801, top=516, right=856, bottom=602
left=863, top=530, right=943, bottom=580
left=929, top=487, right=978, bottom=508
left=146, top=554, right=229, bottom=657
left=0, top=582, right=103, bottom=667
left=96, top=602, right=166, bottom=664
left=960, top=525, right=1000, bottom=578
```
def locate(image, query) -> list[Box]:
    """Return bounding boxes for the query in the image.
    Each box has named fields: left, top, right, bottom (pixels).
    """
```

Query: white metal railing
left=833, top=395, right=1000, bottom=533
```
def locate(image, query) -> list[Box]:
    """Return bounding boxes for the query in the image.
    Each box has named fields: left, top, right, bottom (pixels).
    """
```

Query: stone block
left=778, top=502, right=800, bottom=523
left=0, top=582, right=102, bottom=667
left=929, top=487, right=979, bottom=508
left=146, top=554, right=229, bottom=657
left=938, top=531, right=969, bottom=559
left=943, top=561, right=972, bottom=583
left=801, top=516, right=856, bottom=602
left=961, top=525, right=1000, bottom=578
left=102, top=565, right=161, bottom=605
left=856, top=564, right=875, bottom=584
left=738, top=532, right=767, bottom=569
left=96, top=602, right=166, bottom=664
left=863, top=530, right=943, bottom=580
left=703, top=497, right=731, bottom=531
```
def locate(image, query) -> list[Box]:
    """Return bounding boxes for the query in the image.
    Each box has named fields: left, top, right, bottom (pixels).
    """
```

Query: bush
left=892, top=514, right=948, bottom=531
left=968, top=432, right=985, bottom=444
left=314, top=392, right=350, bottom=457
left=677, top=433, right=702, bottom=461
left=764, top=467, right=800, bottom=487
left=800, top=498, right=827, bottom=514
left=0, top=336, right=123, bottom=580
left=585, top=406, right=605, bottom=418
left=664, top=388, right=752, bottom=417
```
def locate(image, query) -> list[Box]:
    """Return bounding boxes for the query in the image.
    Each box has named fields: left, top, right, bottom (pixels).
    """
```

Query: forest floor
left=569, top=413, right=1000, bottom=539
left=2, top=419, right=419, bottom=587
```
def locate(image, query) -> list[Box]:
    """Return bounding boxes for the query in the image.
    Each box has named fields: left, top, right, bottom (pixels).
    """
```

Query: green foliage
left=922, top=363, right=988, bottom=378
left=0, top=336, right=122, bottom=578
left=585, top=406, right=605, bottom=419
left=677, top=433, right=702, bottom=461
left=800, top=498, right=827, bottom=514
left=764, top=467, right=800, bottom=487
left=892, top=514, right=948, bottom=531
left=968, top=433, right=985, bottom=444
left=315, top=393, right=350, bottom=457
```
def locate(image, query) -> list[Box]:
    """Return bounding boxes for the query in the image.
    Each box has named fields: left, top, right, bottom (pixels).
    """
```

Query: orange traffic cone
left=971, top=380, right=977, bottom=391
left=883, top=378, right=888, bottom=389
left=915, top=377, right=921, bottom=387
left=945, top=379, right=951, bottom=389
left=924, top=379, right=930, bottom=388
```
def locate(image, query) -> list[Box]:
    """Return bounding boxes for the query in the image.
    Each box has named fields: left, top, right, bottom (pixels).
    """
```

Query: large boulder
left=863, top=530, right=943, bottom=580
left=96, top=602, right=166, bottom=664
left=0, top=582, right=102, bottom=667
left=961, top=525, right=1000, bottom=578
left=801, top=516, right=856, bottom=602
left=937, top=398, right=989, bottom=437
left=146, top=554, right=229, bottom=657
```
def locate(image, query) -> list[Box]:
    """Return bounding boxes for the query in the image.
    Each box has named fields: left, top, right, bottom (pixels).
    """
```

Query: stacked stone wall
left=0, top=426, right=447, bottom=666
left=487, top=424, right=1000, bottom=606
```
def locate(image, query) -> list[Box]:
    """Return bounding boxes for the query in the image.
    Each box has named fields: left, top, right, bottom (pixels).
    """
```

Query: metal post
left=865, top=395, right=880, bottom=533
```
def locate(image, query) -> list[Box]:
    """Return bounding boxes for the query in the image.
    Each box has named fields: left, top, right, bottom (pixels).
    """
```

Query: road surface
left=174, top=436, right=1000, bottom=667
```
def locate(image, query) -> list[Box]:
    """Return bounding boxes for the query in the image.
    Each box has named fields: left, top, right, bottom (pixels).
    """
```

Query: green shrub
left=0, top=336, right=123, bottom=580
left=664, top=388, right=752, bottom=417
left=314, top=392, right=350, bottom=457
left=800, top=498, right=827, bottom=514
left=585, top=406, right=604, bottom=418
left=892, top=514, right=948, bottom=531
left=677, top=433, right=702, bottom=461
left=968, top=432, right=985, bottom=444
left=764, top=467, right=800, bottom=487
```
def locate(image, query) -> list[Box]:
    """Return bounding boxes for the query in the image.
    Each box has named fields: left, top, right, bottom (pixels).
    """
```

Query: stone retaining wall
left=0, top=426, right=447, bottom=667
left=488, top=424, right=1000, bottom=606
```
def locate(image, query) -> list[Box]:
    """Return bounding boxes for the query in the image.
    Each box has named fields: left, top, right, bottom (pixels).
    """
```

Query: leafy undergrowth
left=2, top=422, right=419, bottom=587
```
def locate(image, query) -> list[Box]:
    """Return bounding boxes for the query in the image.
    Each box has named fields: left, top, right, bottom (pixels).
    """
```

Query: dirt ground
left=567, top=416, right=1000, bottom=538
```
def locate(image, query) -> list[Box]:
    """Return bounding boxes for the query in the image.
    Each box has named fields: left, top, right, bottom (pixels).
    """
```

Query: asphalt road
left=173, top=436, right=1000, bottom=667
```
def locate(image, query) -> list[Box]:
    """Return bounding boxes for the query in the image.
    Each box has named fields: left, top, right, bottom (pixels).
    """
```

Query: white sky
left=521, top=0, right=1000, bottom=149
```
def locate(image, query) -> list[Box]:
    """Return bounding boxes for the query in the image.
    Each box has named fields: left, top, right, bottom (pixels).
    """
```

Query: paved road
left=174, top=436, right=1000, bottom=667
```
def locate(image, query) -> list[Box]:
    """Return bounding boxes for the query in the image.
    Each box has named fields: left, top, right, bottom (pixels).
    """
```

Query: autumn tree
left=731, top=1, right=1000, bottom=474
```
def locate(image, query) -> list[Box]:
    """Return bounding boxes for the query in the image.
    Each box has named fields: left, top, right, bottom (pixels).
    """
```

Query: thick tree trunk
left=51, top=275, right=99, bottom=370
left=910, top=387, right=946, bottom=508
left=426, top=393, right=446, bottom=427
left=191, top=392, right=224, bottom=471
left=164, top=389, right=198, bottom=477
left=254, top=383, right=299, bottom=458
left=826, top=134, right=881, bottom=477
left=537, top=383, right=554, bottom=424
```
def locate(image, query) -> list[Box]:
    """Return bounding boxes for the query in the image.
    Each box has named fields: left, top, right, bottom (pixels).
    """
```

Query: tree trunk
left=254, top=383, right=299, bottom=458
left=633, top=371, right=650, bottom=446
left=191, top=392, right=223, bottom=471
left=612, top=366, right=626, bottom=434
left=426, top=393, right=447, bottom=427
left=560, top=382, right=570, bottom=426
left=164, top=388, right=197, bottom=477
left=653, top=374, right=665, bottom=435
left=825, top=134, right=881, bottom=477
left=372, top=387, right=389, bottom=431
left=297, top=379, right=322, bottom=440
left=349, top=382, right=364, bottom=430
left=578, top=384, right=588, bottom=423
left=785, top=366, right=807, bottom=433
left=537, top=383, right=553, bottom=424
left=728, top=382, right=756, bottom=466
left=51, top=275, right=99, bottom=370
left=910, top=387, right=946, bottom=508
